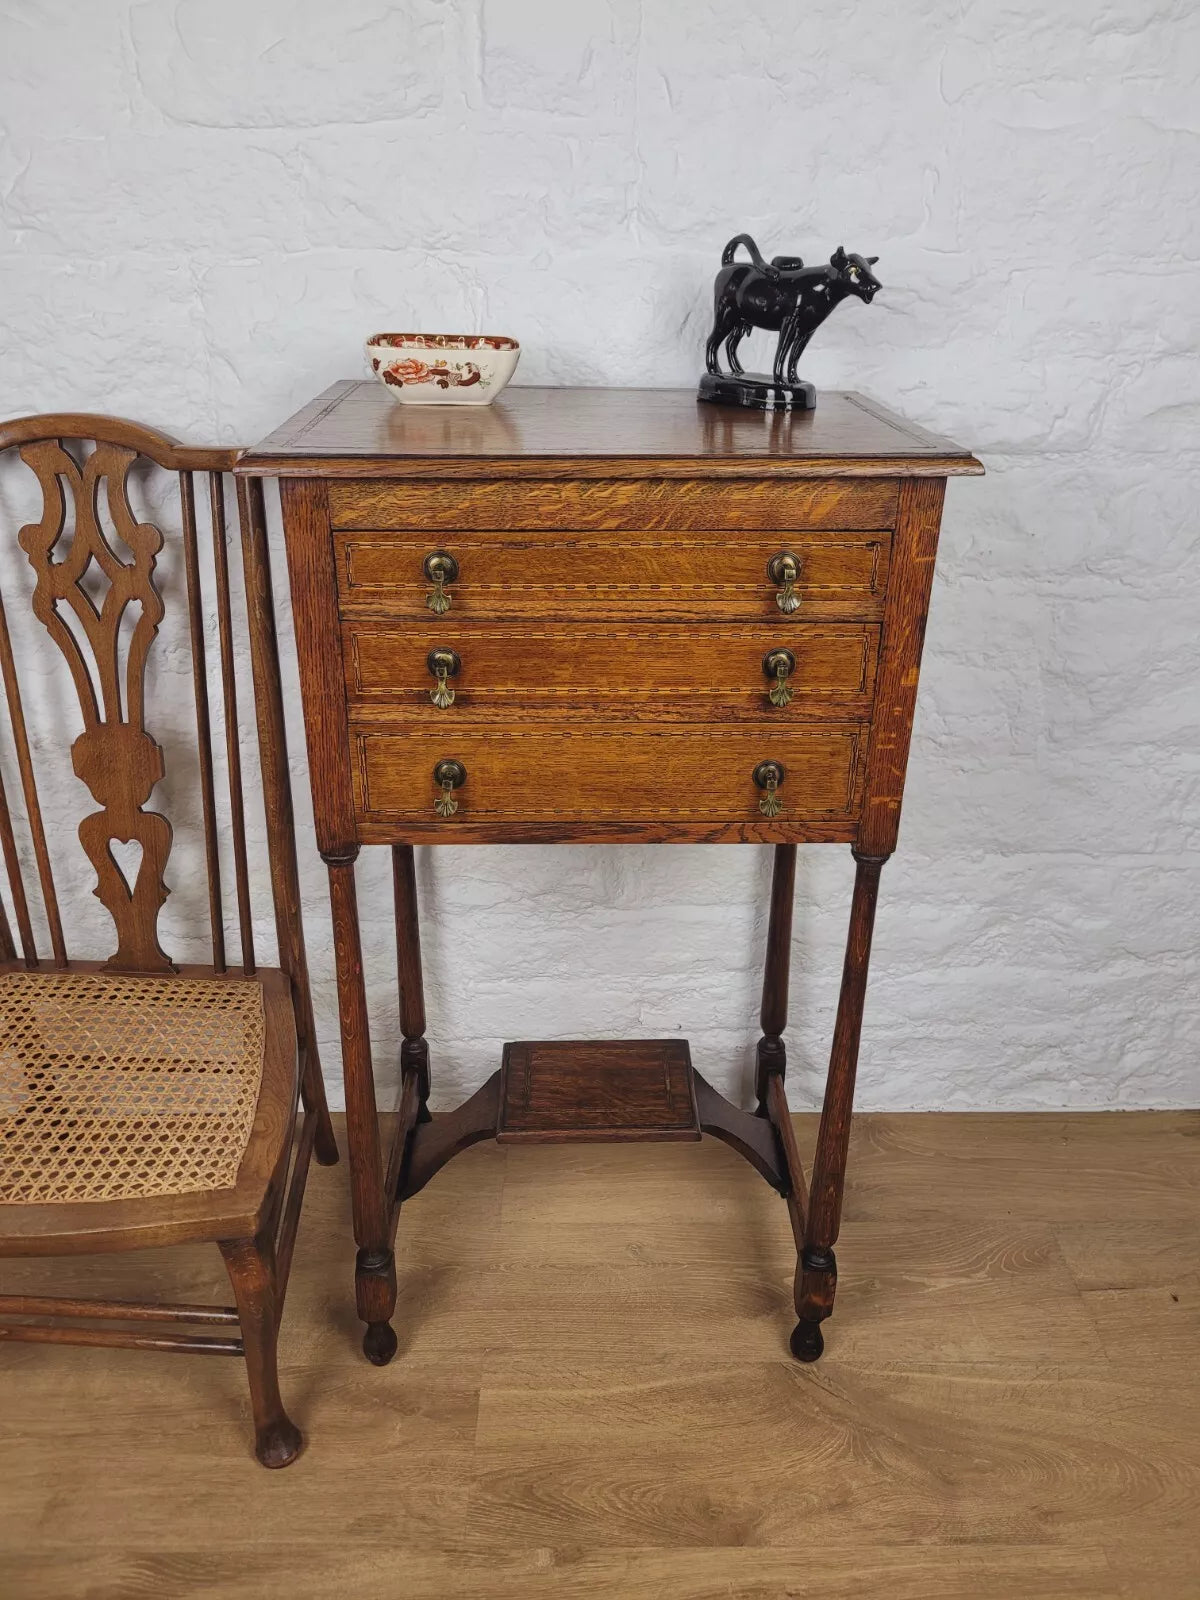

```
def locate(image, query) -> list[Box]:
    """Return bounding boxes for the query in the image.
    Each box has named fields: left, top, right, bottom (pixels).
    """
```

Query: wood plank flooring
left=1, top=1111, right=1197, bottom=1599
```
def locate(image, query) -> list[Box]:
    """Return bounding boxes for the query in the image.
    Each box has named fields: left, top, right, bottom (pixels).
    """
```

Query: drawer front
left=329, top=476, right=898, bottom=532
left=336, top=529, right=891, bottom=622
left=346, top=622, right=879, bottom=721
left=352, top=722, right=865, bottom=828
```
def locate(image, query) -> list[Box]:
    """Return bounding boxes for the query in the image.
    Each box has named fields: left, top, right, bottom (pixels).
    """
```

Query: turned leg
left=219, top=1234, right=301, bottom=1468
left=756, top=843, right=797, bottom=1110
left=793, top=849, right=887, bottom=1361
left=392, top=844, right=431, bottom=1121
left=325, top=850, right=397, bottom=1366
left=755, top=845, right=811, bottom=1336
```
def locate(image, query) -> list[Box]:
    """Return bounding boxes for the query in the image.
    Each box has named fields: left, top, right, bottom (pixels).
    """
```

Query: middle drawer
left=344, top=621, right=879, bottom=722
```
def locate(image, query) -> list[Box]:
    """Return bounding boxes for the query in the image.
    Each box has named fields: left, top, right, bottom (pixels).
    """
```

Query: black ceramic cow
left=698, top=234, right=881, bottom=412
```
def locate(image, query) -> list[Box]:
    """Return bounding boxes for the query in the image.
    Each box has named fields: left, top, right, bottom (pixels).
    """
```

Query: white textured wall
left=1, top=0, right=1197, bottom=1112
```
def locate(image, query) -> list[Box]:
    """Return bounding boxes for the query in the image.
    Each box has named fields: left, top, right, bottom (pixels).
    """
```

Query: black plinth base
left=698, top=372, right=817, bottom=412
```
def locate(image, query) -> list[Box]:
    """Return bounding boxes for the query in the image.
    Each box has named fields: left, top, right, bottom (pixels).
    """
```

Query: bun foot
left=363, top=1319, right=398, bottom=1366
left=254, top=1419, right=303, bottom=1469
left=790, top=1319, right=825, bottom=1363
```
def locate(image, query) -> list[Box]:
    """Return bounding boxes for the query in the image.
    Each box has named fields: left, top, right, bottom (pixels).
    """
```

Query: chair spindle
left=0, top=759, right=37, bottom=965
left=179, top=470, right=225, bottom=973
left=0, top=587, right=67, bottom=967
left=209, top=471, right=256, bottom=976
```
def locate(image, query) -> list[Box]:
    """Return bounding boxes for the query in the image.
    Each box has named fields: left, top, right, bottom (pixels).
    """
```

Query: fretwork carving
left=17, top=440, right=174, bottom=972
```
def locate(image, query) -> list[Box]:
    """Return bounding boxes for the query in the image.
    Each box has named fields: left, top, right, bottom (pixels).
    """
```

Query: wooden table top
left=239, top=383, right=983, bottom=480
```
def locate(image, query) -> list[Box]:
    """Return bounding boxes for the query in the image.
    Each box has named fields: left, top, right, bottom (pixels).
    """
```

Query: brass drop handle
left=427, top=647, right=461, bottom=709
left=767, top=551, right=802, bottom=614
left=752, top=760, right=785, bottom=818
left=433, top=759, right=466, bottom=817
left=423, top=550, right=459, bottom=615
left=763, top=648, right=796, bottom=708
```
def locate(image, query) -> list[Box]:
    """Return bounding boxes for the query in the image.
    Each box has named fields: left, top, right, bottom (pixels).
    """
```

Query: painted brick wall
left=1, top=0, right=1196, bottom=1110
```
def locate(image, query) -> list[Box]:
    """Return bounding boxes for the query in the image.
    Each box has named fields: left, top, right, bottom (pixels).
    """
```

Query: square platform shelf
left=498, top=1040, right=701, bottom=1143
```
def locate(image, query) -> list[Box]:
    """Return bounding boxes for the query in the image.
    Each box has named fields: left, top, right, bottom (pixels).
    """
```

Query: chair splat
left=16, top=438, right=173, bottom=973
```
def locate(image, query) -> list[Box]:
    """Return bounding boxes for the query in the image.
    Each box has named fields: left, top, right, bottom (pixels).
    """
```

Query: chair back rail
left=0, top=414, right=284, bottom=979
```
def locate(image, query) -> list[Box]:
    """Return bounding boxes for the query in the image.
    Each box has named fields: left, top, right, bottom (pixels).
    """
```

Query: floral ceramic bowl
left=365, top=333, right=520, bottom=406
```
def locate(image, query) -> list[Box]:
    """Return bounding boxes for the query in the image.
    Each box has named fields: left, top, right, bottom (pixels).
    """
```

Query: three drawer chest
left=238, top=383, right=982, bottom=1364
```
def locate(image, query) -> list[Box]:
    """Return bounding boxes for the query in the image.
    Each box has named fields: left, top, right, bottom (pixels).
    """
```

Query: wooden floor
left=1, top=1111, right=1197, bottom=1599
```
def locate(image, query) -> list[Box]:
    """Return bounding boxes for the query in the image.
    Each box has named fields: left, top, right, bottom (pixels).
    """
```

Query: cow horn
left=831, top=245, right=847, bottom=267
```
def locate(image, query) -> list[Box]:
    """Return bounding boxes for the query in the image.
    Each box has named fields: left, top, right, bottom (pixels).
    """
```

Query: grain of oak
left=335, top=526, right=892, bottom=623
left=240, top=383, right=984, bottom=480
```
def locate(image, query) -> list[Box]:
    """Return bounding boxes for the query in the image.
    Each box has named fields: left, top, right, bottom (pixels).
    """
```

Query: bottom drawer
left=352, top=721, right=865, bottom=840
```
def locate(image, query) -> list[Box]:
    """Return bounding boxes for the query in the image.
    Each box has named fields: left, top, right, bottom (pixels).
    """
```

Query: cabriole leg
left=219, top=1233, right=301, bottom=1469
left=325, top=850, right=397, bottom=1366
left=793, top=849, right=888, bottom=1360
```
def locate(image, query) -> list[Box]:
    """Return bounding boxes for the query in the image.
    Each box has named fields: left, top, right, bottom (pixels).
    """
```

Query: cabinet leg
left=359, top=1247, right=398, bottom=1367
left=325, top=852, right=397, bottom=1364
left=755, top=843, right=797, bottom=1111
left=794, top=849, right=888, bottom=1357
left=392, top=845, right=431, bottom=1122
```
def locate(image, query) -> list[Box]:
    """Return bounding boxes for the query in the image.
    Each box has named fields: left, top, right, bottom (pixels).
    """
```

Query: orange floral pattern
left=376, top=356, right=485, bottom=390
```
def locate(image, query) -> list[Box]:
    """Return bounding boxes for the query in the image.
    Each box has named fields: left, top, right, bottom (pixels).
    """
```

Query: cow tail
left=721, top=233, right=768, bottom=271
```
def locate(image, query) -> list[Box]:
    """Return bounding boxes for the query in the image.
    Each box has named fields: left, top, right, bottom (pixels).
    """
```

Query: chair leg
left=218, top=1234, right=302, bottom=1469
left=299, top=1033, right=340, bottom=1169
left=290, top=941, right=339, bottom=1169
left=236, top=467, right=337, bottom=1171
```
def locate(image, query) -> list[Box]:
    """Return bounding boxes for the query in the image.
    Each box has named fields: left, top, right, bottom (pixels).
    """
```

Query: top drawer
left=327, top=476, right=899, bottom=532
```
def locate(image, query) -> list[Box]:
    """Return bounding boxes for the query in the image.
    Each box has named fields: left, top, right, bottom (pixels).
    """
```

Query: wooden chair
left=0, top=415, right=337, bottom=1468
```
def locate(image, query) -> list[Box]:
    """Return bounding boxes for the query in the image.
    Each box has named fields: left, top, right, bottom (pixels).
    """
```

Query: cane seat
left=0, top=969, right=266, bottom=1206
